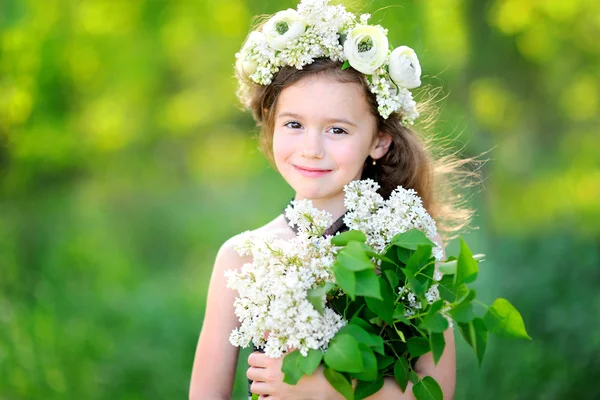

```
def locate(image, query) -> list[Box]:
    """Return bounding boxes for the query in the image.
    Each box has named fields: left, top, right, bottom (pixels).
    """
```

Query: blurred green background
left=1, top=0, right=599, bottom=399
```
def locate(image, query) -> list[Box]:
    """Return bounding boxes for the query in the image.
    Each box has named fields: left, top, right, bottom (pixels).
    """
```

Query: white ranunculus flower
left=388, top=46, right=422, bottom=89
left=235, top=31, right=263, bottom=80
left=343, top=25, right=389, bottom=75
left=263, top=9, right=307, bottom=51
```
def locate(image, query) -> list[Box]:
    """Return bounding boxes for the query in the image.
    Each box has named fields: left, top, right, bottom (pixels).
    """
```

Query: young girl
left=190, top=1, right=474, bottom=398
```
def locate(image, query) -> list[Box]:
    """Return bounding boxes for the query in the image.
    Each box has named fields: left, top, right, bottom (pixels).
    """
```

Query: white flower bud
left=388, top=45, right=422, bottom=89
left=263, top=9, right=307, bottom=51
left=343, top=25, right=389, bottom=75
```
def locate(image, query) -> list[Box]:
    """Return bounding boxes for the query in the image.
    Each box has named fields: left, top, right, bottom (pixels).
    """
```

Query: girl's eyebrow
left=277, top=112, right=358, bottom=127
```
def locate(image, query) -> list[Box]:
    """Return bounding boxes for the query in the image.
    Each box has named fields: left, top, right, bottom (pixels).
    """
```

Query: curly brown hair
left=237, top=57, right=481, bottom=242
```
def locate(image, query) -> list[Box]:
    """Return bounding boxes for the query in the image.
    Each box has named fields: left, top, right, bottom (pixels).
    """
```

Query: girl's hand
left=247, top=351, right=343, bottom=400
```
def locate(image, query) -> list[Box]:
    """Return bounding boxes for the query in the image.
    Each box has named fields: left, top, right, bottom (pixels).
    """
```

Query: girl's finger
left=250, top=380, right=270, bottom=395
left=246, top=366, right=267, bottom=382
left=248, top=351, right=269, bottom=368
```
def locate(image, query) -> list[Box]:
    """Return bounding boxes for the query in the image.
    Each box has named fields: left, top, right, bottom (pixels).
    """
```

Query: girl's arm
left=189, top=236, right=250, bottom=400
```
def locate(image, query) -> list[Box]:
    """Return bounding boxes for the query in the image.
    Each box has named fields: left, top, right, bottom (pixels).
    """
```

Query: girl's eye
left=329, top=127, right=348, bottom=135
left=284, top=121, right=302, bottom=129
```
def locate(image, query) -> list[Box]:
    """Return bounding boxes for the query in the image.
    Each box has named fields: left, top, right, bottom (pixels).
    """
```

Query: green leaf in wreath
left=355, top=269, right=382, bottom=300
left=307, top=282, right=335, bottom=315
left=483, top=298, right=531, bottom=340
left=334, top=263, right=356, bottom=300
left=282, top=351, right=303, bottom=384
left=297, top=349, right=323, bottom=376
left=393, top=357, right=410, bottom=392
left=413, top=376, right=443, bottom=400
left=324, top=367, right=354, bottom=400
left=337, top=241, right=376, bottom=272
left=331, top=230, right=367, bottom=246
left=355, top=378, right=384, bottom=400
left=252, top=394, right=259, bottom=400
left=448, top=289, right=476, bottom=323
left=455, top=238, right=478, bottom=284
left=324, top=333, right=364, bottom=373
left=458, top=318, right=488, bottom=366
left=407, top=336, right=431, bottom=357
left=341, top=60, right=351, bottom=70
left=430, top=331, right=446, bottom=365
left=364, top=278, right=395, bottom=324
left=353, top=343, right=378, bottom=381
left=391, top=229, right=436, bottom=250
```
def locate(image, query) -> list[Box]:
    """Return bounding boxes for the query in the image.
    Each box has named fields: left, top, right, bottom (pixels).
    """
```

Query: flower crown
left=235, top=0, right=422, bottom=125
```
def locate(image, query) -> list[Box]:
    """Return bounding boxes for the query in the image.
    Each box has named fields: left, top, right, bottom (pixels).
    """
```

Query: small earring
left=372, top=159, right=377, bottom=166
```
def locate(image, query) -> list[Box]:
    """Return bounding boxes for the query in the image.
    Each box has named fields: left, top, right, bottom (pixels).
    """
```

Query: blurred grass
left=1, top=0, right=599, bottom=399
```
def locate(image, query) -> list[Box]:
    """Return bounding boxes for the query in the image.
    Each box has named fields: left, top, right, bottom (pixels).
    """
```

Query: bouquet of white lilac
left=227, top=179, right=530, bottom=400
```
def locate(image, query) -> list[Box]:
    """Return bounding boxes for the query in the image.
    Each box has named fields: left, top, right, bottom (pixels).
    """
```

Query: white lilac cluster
left=343, top=179, right=443, bottom=259
left=235, top=0, right=422, bottom=123
left=226, top=205, right=345, bottom=358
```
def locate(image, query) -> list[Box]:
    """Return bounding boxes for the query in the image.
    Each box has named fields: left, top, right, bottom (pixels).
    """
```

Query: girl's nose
left=300, top=130, right=324, bottom=159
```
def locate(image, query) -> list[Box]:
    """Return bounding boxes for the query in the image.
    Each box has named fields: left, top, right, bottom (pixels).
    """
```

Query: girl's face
left=272, top=74, right=391, bottom=202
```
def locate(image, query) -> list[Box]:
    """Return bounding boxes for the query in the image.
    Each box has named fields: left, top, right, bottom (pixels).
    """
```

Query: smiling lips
left=293, top=165, right=332, bottom=178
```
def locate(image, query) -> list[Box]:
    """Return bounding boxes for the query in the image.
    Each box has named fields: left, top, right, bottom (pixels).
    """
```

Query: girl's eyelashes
left=282, top=121, right=348, bottom=135
left=284, top=121, right=302, bottom=129
left=328, top=127, right=348, bottom=135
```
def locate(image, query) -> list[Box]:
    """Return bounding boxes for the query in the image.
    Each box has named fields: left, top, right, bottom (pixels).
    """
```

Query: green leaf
left=376, top=353, right=395, bottom=370
left=282, top=351, right=303, bottom=384
left=419, top=313, right=449, bottom=333
left=324, top=334, right=364, bottom=373
left=337, top=241, right=376, bottom=272
left=334, top=263, right=356, bottom=300
left=337, top=323, right=384, bottom=355
left=341, top=60, right=351, bottom=70
left=349, top=316, right=375, bottom=333
left=393, top=303, right=410, bottom=325
left=458, top=318, right=488, bottom=366
left=364, top=279, right=395, bottom=324
left=430, top=332, right=446, bottom=365
left=384, top=269, right=399, bottom=289
left=483, top=298, right=531, bottom=340
left=455, top=238, right=478, bottom=284
left=413, top=376, right=443, bottom=400
left=307, top=282, right=335, bottom=315
left=393, top=357, right=409, bottom=392
left=298, top=349, right=323, bottom=376
left=448, top=289, right=476, bottom=323
left=251, top=394, right=259, bottom=400
left=437, top=259, right=457, bottom=275
left=331, top=230, right=367, bottom=246
left=438, top=275, right=468, bottom=303
left=407, top=336, right=431, bottom=357
left=355, top=378, right=384, bottom=400
left=355, top=269, right=382, bottom=300
left=324, top=367, right=354, bottom=400
left=391, top=229, right=436, bottom=250
left=397, top=246, right=412, bottom=264
left=353, top=344, right=378, bottom=381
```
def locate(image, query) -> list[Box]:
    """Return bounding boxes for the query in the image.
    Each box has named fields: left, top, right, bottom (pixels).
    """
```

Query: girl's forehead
left=277, top=75, right=370, bottom=118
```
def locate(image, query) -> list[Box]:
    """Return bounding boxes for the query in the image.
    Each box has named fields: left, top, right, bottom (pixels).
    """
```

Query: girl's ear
left=370, top=132, right=393, bottom=160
